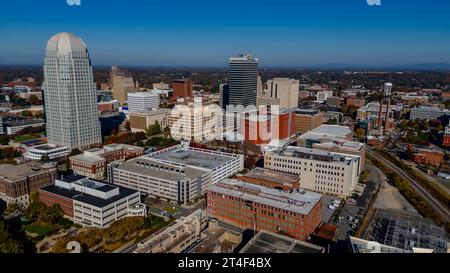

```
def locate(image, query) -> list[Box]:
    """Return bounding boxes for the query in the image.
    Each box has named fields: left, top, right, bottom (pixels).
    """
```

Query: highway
left=368, top=149, right=450, bottom=223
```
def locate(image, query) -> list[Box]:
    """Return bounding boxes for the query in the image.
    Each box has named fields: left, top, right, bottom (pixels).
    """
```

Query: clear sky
left=0, top=0, right=449, bottom=67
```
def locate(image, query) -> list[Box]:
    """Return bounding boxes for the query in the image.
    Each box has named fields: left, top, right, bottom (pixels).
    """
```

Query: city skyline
left=0, top=0, right=449, bottom=67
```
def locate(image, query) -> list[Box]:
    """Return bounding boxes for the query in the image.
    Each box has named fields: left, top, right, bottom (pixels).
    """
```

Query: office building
left=128, top=92, right=160, bottom=112
left=129, top=109, right=171, bottom=133
left=240, top=110, right=295, bottom=145
left=38, top=175, right=145, bottom=227
left=409, top=106, right=449, bottom=120
left=152, top=82, right=169, bottom=89
left=266, top=78, right=299, bottom=109
left=326, top=96, right=342, bottom=108
left=384, top=82, right=393, bottom=96
left=70, top=144, right=144, bottom=179
left=4, top=118, right=45, bottom=135
left=228, top=53, right=258, bottom=107
left=313, top=141, right=366, bottom=174
left=110, top=142, right=244, bottom=204
left=43, top=32, right=102, bottom=150
left=357, top=102, right=405, bottom=120
left=316, top=91, right=333, bottom=103
left=24, top=144, right=70, bottom=161
left=346, top=96, right=366, bottom=108
left=169, top=97, right=221, bottom=142
left=219, top=83, right=229, bottom=109
left=207, top=179, right=323, bottom=241
left=264, top=145, right=360, bottom=197
left=172, top=79, right=193, bottom=98
left=443, top=122, right=450, bottom=147
left=294, top=109, right=323, bottom=134
left=111, top=66, right=136, bottom=103
left=0, top=162, right=57, bottom=208
left=296, top=125, right=353, bottom=148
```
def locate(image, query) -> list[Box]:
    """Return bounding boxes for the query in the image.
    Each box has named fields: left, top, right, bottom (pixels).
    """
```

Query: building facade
left=43, top=32, right=102, bottom=150
left=172, top=79, right=193, bottom=98
left=111, top=66, right=135, bottom=103
left=0, top=162, right=57, bottom=208
left=127, top=92, right=160, bottom=112
left=264, top=145, right=360, bottom=197
left=39, top=175, right=145, bottom=227
left=129, top=109, right=171, bottom=133
left=266, top=78, right=299, bottom=109
left=294, top=109, right=324, bottom=134
left=207, top=179, right=323, bottom=241
left=228, top=53, right=258, bottom=107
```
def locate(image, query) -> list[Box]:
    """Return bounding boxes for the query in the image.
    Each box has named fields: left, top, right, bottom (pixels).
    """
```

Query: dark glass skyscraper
left=228, top=53, right=258, bottom=107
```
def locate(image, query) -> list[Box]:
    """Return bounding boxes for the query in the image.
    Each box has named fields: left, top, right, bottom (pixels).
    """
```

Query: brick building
left=347, top=96, right=366, bottom=108
left=294, top=109, right=324, bottom=134
left=70, top=144, right=144, bottom=179
left=207, top=179, right=323, bottom=241
left=241, top=111, right=295, bottom=145
left=0, top=162, right=57, bottom=208
left=172, top=79, right=193, bottom=98
left=237, top=167, right=300, bottom=191
left=413, top=149, right=445, bottom=167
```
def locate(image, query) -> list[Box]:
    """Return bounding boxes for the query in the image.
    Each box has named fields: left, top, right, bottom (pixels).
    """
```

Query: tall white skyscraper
left=43, top=32, right=102, bottom=150
left=228, top=53, right=258, bottom=107
left=384, top=82, right=393, bottom=96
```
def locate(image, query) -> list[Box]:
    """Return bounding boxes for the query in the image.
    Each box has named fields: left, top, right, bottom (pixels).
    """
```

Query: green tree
left=146, top=121, right=161, bottom=136
left=40, top=154, right=51, bottom=163
left=43, top=204, right=63, bottom=225
left=135, top=140, right=144, bottom=147
left=69, top=148, right=82, bottom=157
left=21, top=110, right=33, bottom=117
left=356, top=128, right=366, bottom=139
left=0, top=220, right=24, bottom=253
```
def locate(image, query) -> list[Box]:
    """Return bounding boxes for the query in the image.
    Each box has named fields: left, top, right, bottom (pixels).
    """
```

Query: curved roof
left=46, top=32, right=87, bottom=54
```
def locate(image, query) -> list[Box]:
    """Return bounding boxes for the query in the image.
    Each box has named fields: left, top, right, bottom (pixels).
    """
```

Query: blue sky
left=0, top=0, right=449, bottom=67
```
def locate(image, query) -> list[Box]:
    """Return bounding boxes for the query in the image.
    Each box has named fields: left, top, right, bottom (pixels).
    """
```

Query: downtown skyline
left=0, top=0, right=449, bottom=67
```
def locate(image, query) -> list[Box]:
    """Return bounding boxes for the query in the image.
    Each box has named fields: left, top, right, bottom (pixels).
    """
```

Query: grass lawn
left=14, top=134, right=38, bottom=142
left=23, top=222, right=55, bottom=237
left=163, top=206, right=177, bottom=214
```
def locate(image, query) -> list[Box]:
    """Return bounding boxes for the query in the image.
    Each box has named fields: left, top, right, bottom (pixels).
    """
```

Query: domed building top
left=46, top=32, right=87, bottom=54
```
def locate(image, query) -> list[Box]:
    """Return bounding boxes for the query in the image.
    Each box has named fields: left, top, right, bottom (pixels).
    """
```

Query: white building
left=266, top=78, right=299, bottom=109
left=43, top=32, right=102, bottom=150
left=110, top=142, right=244, bottom=204
left=384, top=82, right=393, bottom=96
left=264, top=145, right=360, bottom=197
left=316, top=90, right=333, bottom=103
left=128, top=92, right=160, bottom=112
left=40, top=175, right=145, bottom=228
left=24, top=144, right=70, bottom=161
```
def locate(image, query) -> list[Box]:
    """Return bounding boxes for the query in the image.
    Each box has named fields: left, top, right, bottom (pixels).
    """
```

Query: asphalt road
left=368, top=149, right=450, bottom=223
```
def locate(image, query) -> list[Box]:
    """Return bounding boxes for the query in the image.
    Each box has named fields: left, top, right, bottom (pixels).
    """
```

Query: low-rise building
left=69, top=144, right=144, bottom=179
left=264, top=145, right=360, bottom=197
left=297, top=125, right=353, bottom=148
left=413, top=149, right=445, bottom=167
left=38, top=174, right=145, bottom=227
left=111, top=142, right=244, bottom=204
left=128, top=92, right=160, bottom=112
left=4, top=118, right=45, bottom=135
left=0, top=162, right=57, bottom=208
left=346, top=96, right=365, bottom=108
left=237, top=167, right=300, bottom=191
left=135, top=209, right=207, bottom=253
left=24, top=144, right=70, bottom=161
left=326, top=96, right=342, bottom=108
left=410, top=106, right=449, bottom=120
left=207, top=179, right=323, bottom=241
left=129, top=109, right=171, bottom=133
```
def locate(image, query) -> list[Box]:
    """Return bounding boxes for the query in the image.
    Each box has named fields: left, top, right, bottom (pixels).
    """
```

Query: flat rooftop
left=117, top=157, right=209, bottom=181
left=209, top=179, right=322, bottom=215
left=147, top=145, right=240, bottom=170
left=70, top=153, right=105, bottom=163
left=241, top=167, right=299, bottom=186
left=240, top=230, right=324, bottom=253
left=309, top=125, right=352, bottom=137
left=267, top=146, right=359, bottom=164
left=4, top=118, right=44, bottom=127
left=0, top=162, right=55, bottom=182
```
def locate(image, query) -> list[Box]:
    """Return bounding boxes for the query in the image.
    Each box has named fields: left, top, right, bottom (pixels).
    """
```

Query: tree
left=40, top=154, right=50, bottom=163
left=0, top=220, right=23, bottom=253
left=69, top=148, right=82, bottom=157
left=146, top=121, right=161, bottom=136
left=43, top=204, right=63, bottom=225
left=356, top=128, right=366, bottom=139
left=135, top=140, right=144, bottom=147
left=28, top=94, right=39, bottom=105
